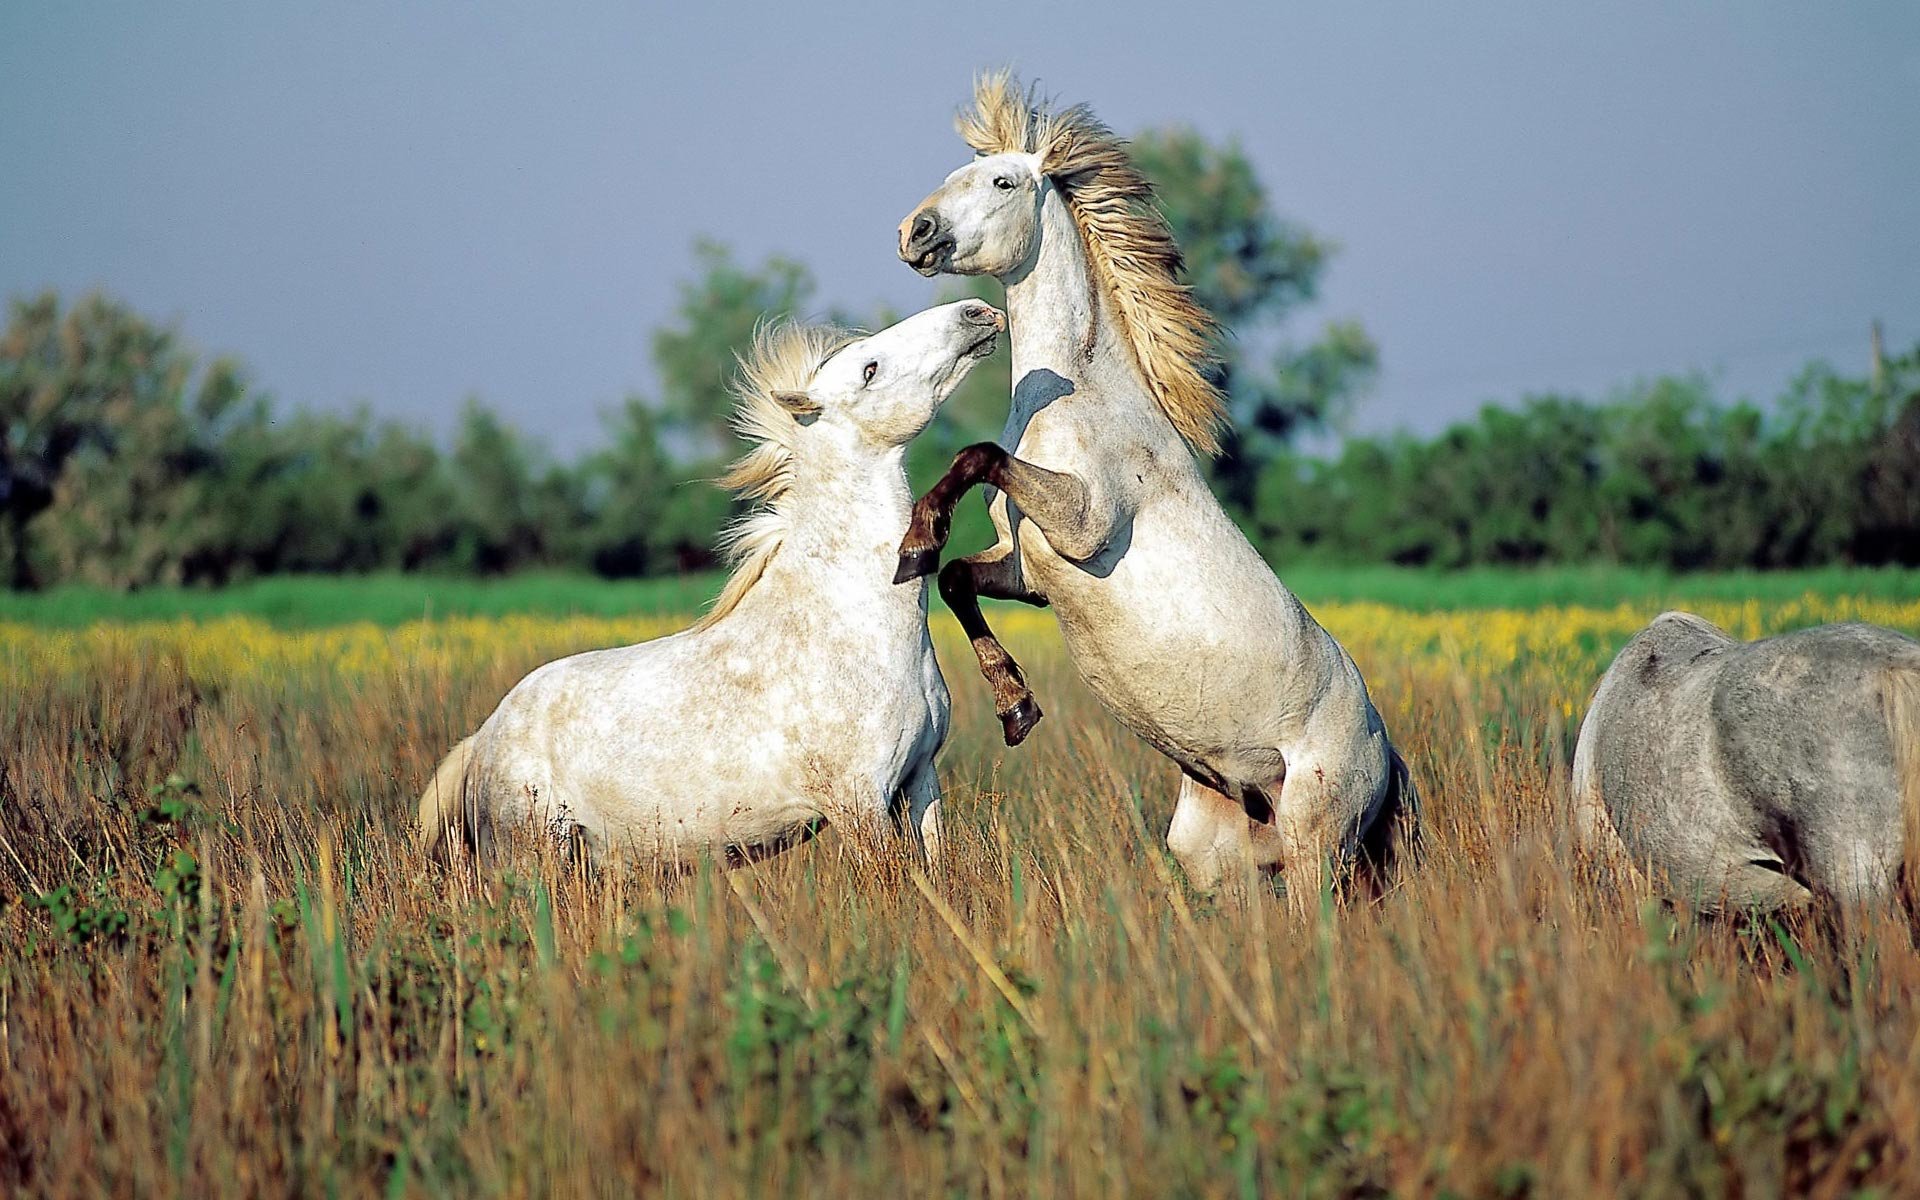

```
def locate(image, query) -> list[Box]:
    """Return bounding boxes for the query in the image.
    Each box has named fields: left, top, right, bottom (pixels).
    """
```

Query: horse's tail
left=416, top=735, right=476, bottom=861
left=1356, top=744, right=1421, bottom=896
left=1886, top=662, right=1920, bottom=896
left=1571, top=692, right=1624, bottom=866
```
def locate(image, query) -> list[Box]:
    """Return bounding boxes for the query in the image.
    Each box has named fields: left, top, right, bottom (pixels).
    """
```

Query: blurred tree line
left=2, top=127, right=1913, bottom=590
left=1251, top=350, right=1920, bottom=570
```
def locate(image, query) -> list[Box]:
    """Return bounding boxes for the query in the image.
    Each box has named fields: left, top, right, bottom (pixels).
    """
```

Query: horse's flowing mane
left=693, top=319, right=858, bottom=632
left=958, top=70, right=1227, bottom=456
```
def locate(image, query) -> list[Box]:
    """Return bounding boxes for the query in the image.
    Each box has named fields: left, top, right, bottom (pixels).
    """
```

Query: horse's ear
left=772, top=390, right=821, bottom=424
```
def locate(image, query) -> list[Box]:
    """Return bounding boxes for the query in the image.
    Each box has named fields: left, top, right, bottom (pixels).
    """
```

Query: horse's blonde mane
left=692, top=320, right=858, bottom=632
left=958, top=71, right=1228, bottom=456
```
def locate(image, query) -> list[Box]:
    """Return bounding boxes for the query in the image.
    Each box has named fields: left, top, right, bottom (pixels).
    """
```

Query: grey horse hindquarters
left=1710, top=625, right=1915, bottom=903
left=1580, top=615, right=1920, bottom=911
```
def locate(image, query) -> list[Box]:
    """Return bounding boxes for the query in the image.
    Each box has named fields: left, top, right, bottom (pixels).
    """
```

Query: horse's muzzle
left=960, top=302, right=1004, bottom=356
left=899, top=207, right=955, bottom=276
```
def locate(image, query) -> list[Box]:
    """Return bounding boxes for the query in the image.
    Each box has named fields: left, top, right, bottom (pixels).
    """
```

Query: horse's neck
left=1000, top=189, right=1181, bottom=456
left=752, top=447, right=922, bottom=618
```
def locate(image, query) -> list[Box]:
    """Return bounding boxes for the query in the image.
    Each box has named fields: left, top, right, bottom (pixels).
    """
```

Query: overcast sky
left=3, top=2, right=1916, bottom=455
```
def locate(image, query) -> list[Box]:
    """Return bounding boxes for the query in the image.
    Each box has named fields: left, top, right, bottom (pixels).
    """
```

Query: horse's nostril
left=911, top=214, right=937, bottom=245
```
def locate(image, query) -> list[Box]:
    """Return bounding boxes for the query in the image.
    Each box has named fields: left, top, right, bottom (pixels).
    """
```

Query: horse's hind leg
left=1167, top=772, right=1283, bottom=895
left=938, top=549, right=1048, bottom=746
left=1800, top=813, right=1902, bottom=911
left=894, top=766, right=944, bottom=868
left=1266, top=752, right=1382, bottom=915
left=1693, top=854, right=1815, bottom=914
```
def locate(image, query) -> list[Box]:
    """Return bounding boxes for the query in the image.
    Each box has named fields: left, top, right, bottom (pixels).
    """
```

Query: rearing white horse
left=894, top=74, right=1416, bottom=894
left=417, top=300, right=1005, bottom=867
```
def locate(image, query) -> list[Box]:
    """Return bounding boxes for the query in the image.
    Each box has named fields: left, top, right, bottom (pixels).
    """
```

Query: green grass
left=1270, top=562, right=1920, bottom=610
left=0, top=563, right=1913, bottom=628
left=0, top=571, right=723, bottom=628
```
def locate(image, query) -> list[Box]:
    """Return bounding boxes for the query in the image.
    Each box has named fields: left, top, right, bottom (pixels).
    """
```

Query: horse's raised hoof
left=999, top=697, right=1043, bottom=746
left=893, top=546, right=940, bottom=584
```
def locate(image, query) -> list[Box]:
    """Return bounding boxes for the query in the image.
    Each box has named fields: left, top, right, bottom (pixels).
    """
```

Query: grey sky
left=3, top=2, right=1915, bottom=456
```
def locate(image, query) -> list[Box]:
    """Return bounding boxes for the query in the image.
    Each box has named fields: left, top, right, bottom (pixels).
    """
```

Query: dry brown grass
left=3, top=610, right=1919, bottom=1197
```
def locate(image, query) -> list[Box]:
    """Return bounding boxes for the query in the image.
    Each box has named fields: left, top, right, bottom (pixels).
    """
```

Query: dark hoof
left=999, top=696, right=1043, bottom=746
left=893, top=546, right=940, bottom=584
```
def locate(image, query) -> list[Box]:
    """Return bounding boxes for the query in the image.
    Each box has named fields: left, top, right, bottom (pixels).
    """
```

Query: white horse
left=1574, top=612, right=1920, bottom=912
left=892, top=74, right=1415, bottom=895
left=416, top=300, right=1006, bottom=867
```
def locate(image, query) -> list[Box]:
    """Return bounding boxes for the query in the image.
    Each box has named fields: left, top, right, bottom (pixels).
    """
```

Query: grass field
left=3, top=578, right=1920, bottom=1195
left=1, top=563, right=1917, bottom=626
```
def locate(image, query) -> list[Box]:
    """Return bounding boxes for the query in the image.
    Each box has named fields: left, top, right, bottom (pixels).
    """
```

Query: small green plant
left=33, top=879, right=132, bottom=947
left=150, top=848, right=201, bottom=904
left=138, top=773, right=234, bottom=836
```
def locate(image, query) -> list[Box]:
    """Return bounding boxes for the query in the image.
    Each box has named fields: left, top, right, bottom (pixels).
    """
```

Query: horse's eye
left=862, top=361, right=878, bottom=385
left=993, top=176, right=1015, bottom=191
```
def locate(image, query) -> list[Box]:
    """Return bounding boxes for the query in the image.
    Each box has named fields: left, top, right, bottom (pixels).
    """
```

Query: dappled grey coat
left=1573, top=612, right=1920, bottom=911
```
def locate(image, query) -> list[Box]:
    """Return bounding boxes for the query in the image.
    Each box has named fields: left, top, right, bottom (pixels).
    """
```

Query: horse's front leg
left=939, top=548, right=1048, bottom=746
left=894, top=442, right=1107, bottom=581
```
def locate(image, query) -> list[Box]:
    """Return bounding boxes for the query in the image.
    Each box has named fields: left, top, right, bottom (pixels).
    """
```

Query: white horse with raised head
left=416, top=300, right=1006, bottom=867
left=892, top=74, right=1416, bottom=895
left=1574, top=612, right=1920, bottom=912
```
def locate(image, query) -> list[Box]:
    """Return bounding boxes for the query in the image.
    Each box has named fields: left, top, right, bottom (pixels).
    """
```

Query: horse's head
left=778, top=301, right=1005, bottom=449
left=898, top=152, right=1045, bottom=279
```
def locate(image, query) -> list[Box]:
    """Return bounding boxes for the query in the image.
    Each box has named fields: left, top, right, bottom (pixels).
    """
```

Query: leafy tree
left=5, top=268, right=1912, bottom=587
left=448, top=401, right=580, bottom=574
left=1132, top=128, right=1378, bottom=508
left=1248, top=347, right=1920, bottom=572
left=651, top=239, right=817, bottom=461
left=213, top=408, right=457, bottom=578
left=579, top=396, right=728, bottom=576
left=583, top=242, right=840, bottom=576
left=0, top=293, right=189, bottom=586
left=1856, top=346, right=1920, bottom=564
left=31, top=357, right=235, bottom=589
left=579, top=397, right=674, bottom=577
left=0, top=294, right=284, bottom=588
